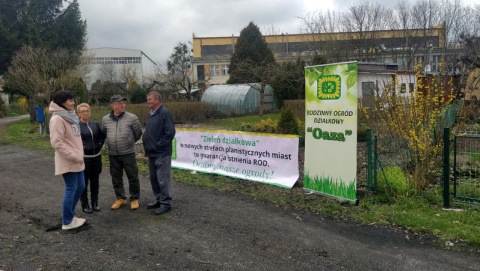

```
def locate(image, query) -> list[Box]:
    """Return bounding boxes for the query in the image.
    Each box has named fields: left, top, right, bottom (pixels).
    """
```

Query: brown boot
left=111, top=199, right=126, bottom=210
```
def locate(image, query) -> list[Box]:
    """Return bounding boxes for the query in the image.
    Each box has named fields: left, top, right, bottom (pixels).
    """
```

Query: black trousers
left=81, top=155, right=102, bottom=204
left=109, top=153, right=140, bottom=200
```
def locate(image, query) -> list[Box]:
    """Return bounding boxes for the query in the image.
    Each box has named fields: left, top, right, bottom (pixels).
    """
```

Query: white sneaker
left=74, top=216, right=86, bottom=226
left=62, top=216, right=86, bottom=230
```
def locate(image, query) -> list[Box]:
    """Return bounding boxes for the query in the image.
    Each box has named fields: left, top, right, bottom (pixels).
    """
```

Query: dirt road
left=0, top=116, right=479, bottom=271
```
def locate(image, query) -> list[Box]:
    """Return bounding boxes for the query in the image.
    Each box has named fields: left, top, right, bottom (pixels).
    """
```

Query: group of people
left=48, top=90, right=176, bottom=230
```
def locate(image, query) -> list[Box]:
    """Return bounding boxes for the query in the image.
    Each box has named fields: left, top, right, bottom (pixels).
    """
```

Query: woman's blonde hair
left=77, top=103, right=91, bottom=112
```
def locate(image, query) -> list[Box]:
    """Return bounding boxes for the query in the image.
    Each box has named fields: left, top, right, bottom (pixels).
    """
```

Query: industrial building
left=83, top=47, right=157, bottom=90
left=192, top=25, right=447, bottom=86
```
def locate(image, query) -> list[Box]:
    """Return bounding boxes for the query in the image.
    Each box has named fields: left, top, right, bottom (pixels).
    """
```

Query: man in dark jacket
left=102, top=95, right=143, bottom=210
left=142, top=91, right=176, bottom=215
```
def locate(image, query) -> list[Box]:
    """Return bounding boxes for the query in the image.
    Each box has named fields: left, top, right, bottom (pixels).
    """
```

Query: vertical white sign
left=304, top=62, right=358, bottom=202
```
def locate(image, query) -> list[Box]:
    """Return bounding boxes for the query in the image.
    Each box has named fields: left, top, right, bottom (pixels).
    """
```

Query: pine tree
left=0, top=0, right=86, bottom=74
left=227, top=22, right=275, bottom=84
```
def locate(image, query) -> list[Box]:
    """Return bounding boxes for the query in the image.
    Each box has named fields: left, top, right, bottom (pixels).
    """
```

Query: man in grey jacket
left=102, top=95, right=143, bottom=210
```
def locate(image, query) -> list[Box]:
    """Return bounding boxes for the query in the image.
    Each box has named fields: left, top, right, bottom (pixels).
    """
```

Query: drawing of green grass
left=304, top=172, right=356, bottom=201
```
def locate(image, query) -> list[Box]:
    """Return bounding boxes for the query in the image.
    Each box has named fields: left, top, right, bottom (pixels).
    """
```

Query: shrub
left=376, top=166, right=411, bottom=196
left=129, top=86, right=147, bottom=104
left=2, top=98, right=29, bottom=117
left=361, top=70, right=455, bottom=191
left=277, top=107, right=298, bottom=135
left=357, top=125, right=369, bottom=142
left=242, top=118, right=278, bottom=133
left=456, top=100, right=480, bottom=127
left=83, top=102, right=217, bottom=126
left=283, top=100, right=305, bottom=122
left=0, top=98, right=6, bottom=117
left=163, top=102, right=216, bottom=124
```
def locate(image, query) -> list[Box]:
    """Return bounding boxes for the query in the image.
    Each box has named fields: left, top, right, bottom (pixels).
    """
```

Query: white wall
left=83, top=48, right=157, bottom=90
left=357, top=71, right=416, bottom=107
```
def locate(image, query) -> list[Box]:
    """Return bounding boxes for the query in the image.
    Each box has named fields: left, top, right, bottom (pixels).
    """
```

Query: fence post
left=373, top=133, right=378, bottom=192
left=366, top=128, right=373, bottom=191
left=443, top=127, right=450, bottom=209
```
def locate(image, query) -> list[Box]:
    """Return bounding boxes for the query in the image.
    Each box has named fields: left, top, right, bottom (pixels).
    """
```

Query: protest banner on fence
left=172, top=128, right=299, bottom=188
left=304, top=61, right=358, bottom=202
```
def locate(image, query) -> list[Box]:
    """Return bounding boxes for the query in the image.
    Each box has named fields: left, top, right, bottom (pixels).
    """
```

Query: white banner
left=172, top=128, right=299, bottom=188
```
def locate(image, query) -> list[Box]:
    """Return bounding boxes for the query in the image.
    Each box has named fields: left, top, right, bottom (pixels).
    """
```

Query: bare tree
left=74, top=50, right=94, bottom=86
left=119, top=64, right=138, bottom=85
left=166, top=42, right=209, bottom=101
left=394, top=0, right=413, bottom=31
left=142, top=62, right=179, bottom=102
left=298, top=10, right=350, bottom=62
left=411, top=0, right=441, bottom=46
left=341, top=1, right=390, bottom=61
left=6, top=45, right=79, bottom=121
left=97, top=63, right=117, bottom=83
left=119, top=64, right=139, bottom=99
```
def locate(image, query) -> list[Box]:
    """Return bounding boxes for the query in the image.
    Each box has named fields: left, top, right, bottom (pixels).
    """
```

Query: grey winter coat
left=102, top=111, right=143, bottom=156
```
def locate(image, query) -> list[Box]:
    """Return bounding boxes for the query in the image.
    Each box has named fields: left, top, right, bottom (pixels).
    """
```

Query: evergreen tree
left=46, top=0, right=86, bottom=57
left=0, top=0, right=86, bottom=74
left=277, top=107, right=299, bottom=135
left=129, top=86, right=147, bottom=104
left=227, top=22, right=275, bottom=84
left=270, top=58, right=306, bottom=106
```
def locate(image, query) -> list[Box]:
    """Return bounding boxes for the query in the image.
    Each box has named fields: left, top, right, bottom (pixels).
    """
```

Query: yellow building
left=192, top=25, right=446, bottom=85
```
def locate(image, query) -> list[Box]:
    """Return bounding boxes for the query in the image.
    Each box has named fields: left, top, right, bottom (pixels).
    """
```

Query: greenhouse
left=201, top=83, right=279, bottom=116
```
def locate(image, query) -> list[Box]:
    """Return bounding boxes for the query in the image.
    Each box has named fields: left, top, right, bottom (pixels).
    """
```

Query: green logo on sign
left=317, top=75, right=341, bottom=100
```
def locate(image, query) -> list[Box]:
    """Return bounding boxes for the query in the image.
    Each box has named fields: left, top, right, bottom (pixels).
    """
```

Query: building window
left=222, top=65, right=229, bottom=76
left=89, top=57, right=141, bottom=65
left=361, top=81, right=375, bottom=107
left=415, top=56, right=424, bottom=66
left=400, top=83, right=406, bottom=93
left=197, top=65, right=205, bottom=81
left=409, top=83, right=415, bottom=93
left=362, top=82, right=375, bottom=97
left=432, top=55, right=440, bottom=71
left=211, top=65, right=219, bottom=76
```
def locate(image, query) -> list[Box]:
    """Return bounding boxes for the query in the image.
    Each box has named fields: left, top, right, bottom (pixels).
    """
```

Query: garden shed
left=201, top=83, right=279, bottom=116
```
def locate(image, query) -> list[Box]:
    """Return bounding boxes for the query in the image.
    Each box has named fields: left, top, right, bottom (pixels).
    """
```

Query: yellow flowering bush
left=361, top=65, right=455, bottom=191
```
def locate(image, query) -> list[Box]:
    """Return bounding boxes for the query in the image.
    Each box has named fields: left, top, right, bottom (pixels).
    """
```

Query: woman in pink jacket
left=49, top=90, right=87, bottom=230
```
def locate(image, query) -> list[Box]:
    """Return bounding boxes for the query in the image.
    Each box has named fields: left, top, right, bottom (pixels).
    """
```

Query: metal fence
left=363, top=127, right=480, bottom=207
left=451, top=131, right=480, bottom=206
left=364, top=128, right=417, bottom=196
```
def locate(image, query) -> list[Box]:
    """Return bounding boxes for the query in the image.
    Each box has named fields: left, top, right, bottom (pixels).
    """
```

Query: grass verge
left=1, top=118, right=479, bottom=250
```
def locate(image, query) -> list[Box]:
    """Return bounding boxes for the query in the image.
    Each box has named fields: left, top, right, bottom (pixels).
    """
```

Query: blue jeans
left=62, top=171, right=85, bottom=225
left=148, top=156, right=172, bottom=206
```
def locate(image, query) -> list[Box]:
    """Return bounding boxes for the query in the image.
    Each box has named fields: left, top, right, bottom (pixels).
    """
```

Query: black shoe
left=155, top=205, right=171, bottom=215
left=82, top=203, right=92, bottom=214
left=92, top=201, right=100, bottom=212
left=147, top=201, right=160, bottom=209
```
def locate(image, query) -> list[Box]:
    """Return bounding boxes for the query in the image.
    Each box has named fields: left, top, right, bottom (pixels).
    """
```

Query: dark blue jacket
left=142, top=105, right=176, bottom=158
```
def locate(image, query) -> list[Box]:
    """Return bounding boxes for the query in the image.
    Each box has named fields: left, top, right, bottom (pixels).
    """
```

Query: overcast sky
left=78, top=0, right=480, bottom=64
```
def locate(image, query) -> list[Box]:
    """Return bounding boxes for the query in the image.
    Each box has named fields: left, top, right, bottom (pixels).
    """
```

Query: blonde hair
left=77, top=103, right=91, bottom=112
